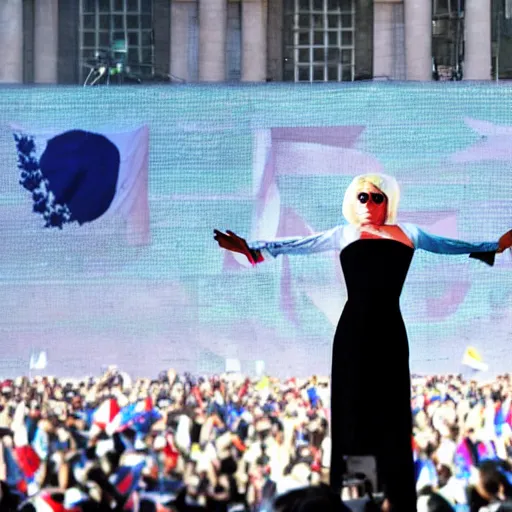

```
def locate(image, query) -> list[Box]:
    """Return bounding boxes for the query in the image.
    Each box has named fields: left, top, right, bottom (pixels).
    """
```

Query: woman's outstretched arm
left=402, top=223, right=511, bottom=265
left=214, top=225, right=345, bottom=265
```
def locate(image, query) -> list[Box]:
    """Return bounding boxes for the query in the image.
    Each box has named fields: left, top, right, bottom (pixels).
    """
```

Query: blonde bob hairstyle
left=342, top=173, right=400, bottom=226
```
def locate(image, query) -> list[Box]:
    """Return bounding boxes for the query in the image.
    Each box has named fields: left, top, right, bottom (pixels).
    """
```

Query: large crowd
left=1, top=367, right=512, bottom=512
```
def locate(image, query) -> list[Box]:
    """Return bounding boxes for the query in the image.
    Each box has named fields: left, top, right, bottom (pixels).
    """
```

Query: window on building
left=79, top=0, right=154, bottom=83
left=227, top=2, right=242, bottom=81
left=492, top=0, right=512, bottom=79
left=283, top=0, right=355, bottom=82
left=432, top=0, right=464, bottom=80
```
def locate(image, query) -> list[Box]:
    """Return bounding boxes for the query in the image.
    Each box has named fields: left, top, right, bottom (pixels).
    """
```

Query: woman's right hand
left=213, top=229, right=248, bottom=253
left=213, top=229, right=263, bottom=265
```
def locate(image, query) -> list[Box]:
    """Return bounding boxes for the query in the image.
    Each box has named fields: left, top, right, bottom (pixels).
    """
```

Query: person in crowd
left=271, top=483, right=351, bottom=512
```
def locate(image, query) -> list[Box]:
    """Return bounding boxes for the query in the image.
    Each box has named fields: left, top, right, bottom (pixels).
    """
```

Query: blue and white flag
left=11, top=125, right=150, bottom=245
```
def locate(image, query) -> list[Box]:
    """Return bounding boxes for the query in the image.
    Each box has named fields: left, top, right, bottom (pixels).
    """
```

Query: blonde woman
left=214, top=173, right=512, bottom=511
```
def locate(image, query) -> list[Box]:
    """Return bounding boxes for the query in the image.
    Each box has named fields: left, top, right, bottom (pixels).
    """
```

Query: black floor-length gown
left=330, top=238, right=417, bottom=512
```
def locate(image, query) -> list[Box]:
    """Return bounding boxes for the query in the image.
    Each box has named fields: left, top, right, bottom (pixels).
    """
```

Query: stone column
left=373, top=2, right=394, bottom=79
left=170, top=1, right=191, bottom=81
left=404, top=0, right=431, bottom=80
left=34, top=0, right=59, bottom=83
left=464, top=0, right=491, bottom=80
left=198, top=0, right=227, bottom=81
left=241, top=0, right=266, bottom=81
left=0, top=0, right=24, bottom=83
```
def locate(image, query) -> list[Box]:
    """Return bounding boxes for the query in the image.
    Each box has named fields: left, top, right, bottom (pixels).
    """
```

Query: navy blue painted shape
left=39, top=130, right=120, bottom=224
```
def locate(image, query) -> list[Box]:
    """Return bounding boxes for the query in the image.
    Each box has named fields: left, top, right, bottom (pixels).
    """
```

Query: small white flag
left=255, top=360, right=265, bottom=377
left=225, top=358, right=241, bottom=373
left=29, top=350, right=48, bottom=370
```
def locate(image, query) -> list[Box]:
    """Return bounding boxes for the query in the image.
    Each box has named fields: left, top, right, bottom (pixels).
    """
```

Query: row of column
left=0, top=0, right=492, bottom=83
left=171, top=0, right=267, bottom=82
left=0, top=0, right=266, bottom=84
left=403, top=0, right=491, bottom=80
left=0, top=0, right=58, bottom=83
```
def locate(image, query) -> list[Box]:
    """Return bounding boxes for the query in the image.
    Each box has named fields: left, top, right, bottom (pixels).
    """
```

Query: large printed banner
left=0, top=84, right=510, bottom=378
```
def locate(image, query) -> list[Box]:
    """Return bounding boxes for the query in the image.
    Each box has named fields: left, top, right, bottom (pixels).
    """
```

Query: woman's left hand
left=497, top=229, right=512, bottom=253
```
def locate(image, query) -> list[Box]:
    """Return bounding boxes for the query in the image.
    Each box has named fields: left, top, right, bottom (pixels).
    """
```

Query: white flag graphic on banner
left=11, top=124, right=150, bottom=245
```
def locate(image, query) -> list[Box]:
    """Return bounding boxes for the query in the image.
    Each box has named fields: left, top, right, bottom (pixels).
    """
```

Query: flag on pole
left=112, top=454, right=146, bottom=497
left=29, top=351, right=47, bottom=371
left=11, top=124, right=150, bottom=245
left=93, top=398, right=121, bottom=431
left=225, top=358, right=241, bottom=373
left=106, top=398, right=161, bottom=435
left=32, top=490, right=76, bottom=512
left=461, top=347, right=488, bottom=372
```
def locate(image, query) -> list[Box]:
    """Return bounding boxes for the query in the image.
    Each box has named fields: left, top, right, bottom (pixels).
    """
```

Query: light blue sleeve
left=401, top=223, right=499, bottom=254
left=33, top=427, right=49, bottom=460
left=247, top=225, right=344, bottom=258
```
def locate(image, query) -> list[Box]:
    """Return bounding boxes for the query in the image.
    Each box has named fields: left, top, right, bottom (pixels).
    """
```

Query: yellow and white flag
left=461, top=346, right=488, bottom=372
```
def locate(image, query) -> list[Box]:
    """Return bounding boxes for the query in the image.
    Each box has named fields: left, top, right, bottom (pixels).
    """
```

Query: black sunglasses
left=357, top=192, right=385, bottom=205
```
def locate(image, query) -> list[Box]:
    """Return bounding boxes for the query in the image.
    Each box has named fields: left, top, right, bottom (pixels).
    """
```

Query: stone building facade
left=0, top=0, right=503, bottom=85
